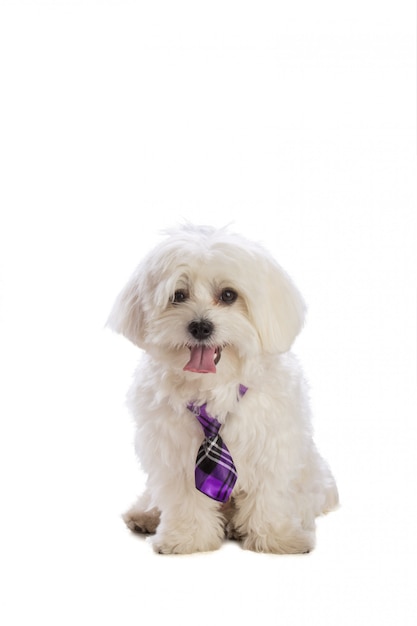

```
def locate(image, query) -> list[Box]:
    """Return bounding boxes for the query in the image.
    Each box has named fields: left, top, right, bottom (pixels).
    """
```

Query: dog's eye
left=219, top=288, right=238, bottom=305
left=173, top=289, right=188, bottom=304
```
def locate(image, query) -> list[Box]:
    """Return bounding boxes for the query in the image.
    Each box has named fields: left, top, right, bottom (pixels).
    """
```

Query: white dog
left=108, top=224, right=338, bottom=554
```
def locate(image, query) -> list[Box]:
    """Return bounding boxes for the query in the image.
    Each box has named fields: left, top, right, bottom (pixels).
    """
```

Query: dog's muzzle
left=183, top=319, right=222, bottom=373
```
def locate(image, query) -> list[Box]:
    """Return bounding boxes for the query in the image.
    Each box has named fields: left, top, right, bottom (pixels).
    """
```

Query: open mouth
left=183, top=345, right=222, bottom=374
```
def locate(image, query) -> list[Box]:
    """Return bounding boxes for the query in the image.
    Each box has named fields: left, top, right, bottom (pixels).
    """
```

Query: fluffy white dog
left=108, top=224, right=338, bottom=554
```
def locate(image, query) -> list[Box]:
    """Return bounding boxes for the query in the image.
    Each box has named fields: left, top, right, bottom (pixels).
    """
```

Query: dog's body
left=109, top=225, right=338, bottom=554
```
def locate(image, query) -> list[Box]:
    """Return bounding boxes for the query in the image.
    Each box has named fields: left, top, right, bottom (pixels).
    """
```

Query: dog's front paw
left=123, top=506, right=161, bottom=534
left=150, top=530, right=223, bottom=555
left=243, top=528, right=315, bottom=555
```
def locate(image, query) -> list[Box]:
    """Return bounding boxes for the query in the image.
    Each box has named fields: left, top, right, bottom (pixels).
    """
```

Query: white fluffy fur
left=108, top=224, right=338, bottom=554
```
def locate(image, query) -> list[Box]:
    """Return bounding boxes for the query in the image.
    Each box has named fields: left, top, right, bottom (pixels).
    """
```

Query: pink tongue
left=183, top=345, right=217, bottom=373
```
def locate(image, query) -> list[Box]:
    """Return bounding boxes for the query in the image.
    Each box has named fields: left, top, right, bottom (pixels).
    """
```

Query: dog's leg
left=123, top=489, right=161, bottom=534
left=148, top=485, right=225, bottom=555
left=232, top=488, right=316, bottom=554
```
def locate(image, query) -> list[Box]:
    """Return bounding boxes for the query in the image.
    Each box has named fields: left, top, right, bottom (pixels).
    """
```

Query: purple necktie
left=187, top=384, right=248, bottom=503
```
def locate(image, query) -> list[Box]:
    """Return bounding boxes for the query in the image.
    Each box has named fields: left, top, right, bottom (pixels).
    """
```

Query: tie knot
left=187, top=402, right=221, bottom=438
left=187, top=384, right=248, bottom=438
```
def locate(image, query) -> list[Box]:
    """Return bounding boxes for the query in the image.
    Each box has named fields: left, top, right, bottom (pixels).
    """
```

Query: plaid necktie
left=187, top=384, right=248, bottom=503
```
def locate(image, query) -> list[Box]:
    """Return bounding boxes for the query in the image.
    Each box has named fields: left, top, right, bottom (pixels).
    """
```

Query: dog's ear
left=107, top=268, right=146, bottom=347
left=248, top=256, right=306, bottom=354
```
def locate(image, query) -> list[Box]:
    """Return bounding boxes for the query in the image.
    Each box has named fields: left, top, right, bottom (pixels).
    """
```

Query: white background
left=0, top=1, right=416, bottom=624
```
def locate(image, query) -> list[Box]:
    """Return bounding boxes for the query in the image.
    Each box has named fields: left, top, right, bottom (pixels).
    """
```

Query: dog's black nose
left=188, top=319, right=214, bottom=341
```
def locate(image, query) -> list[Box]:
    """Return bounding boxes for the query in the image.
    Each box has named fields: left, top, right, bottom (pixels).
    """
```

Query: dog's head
left=108, top=224, right=306, bottom=373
